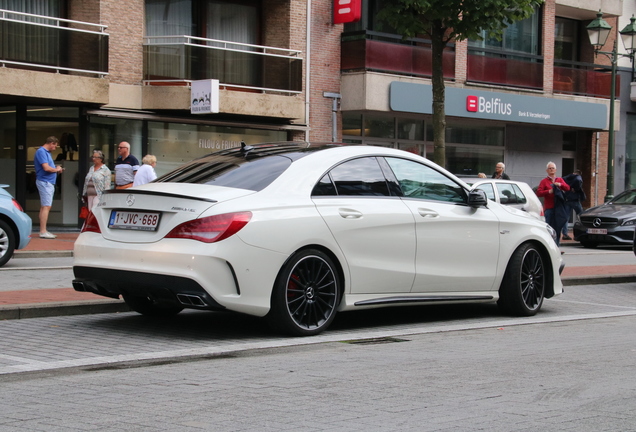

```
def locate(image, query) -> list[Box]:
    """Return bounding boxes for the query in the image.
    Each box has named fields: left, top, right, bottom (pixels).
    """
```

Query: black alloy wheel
left=268, top=249, right=340, bottom=336
left=498, top=243, right=545, bottom=316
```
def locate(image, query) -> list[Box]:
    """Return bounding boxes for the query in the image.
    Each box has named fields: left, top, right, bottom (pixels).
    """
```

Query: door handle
left=418, top=209, right=439, bottom=218
left=338, top=208, right=363, bottom=219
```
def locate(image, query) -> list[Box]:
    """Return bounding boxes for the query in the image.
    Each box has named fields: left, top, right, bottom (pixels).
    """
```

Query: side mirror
left=468, top=189, right=488, bottom=208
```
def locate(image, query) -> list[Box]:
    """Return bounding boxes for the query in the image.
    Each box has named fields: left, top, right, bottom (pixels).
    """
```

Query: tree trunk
left=431, top=24, right=446, bottom=168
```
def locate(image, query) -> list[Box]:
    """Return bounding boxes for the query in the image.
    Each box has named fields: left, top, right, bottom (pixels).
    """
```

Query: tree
left=377, top=0, right=543, bottom=168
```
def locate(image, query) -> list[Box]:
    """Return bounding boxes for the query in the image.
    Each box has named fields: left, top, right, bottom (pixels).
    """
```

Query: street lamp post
left=586, top=13, right=636, bottom=201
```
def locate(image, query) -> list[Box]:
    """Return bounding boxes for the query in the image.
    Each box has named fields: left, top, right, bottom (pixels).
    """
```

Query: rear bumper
left=73, top=266, right=226, bottom=311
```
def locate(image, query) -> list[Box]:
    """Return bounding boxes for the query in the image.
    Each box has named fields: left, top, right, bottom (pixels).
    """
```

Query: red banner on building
left=333, top=0, right=361, bottom=24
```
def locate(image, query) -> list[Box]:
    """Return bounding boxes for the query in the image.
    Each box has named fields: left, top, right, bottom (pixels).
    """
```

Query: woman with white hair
left=133, top=154, right=157, bottom=187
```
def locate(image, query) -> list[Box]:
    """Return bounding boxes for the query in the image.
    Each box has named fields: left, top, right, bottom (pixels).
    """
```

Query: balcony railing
left=143, top=36, right=303, bottom=94
left=553, top=60, right=618, bottom=99
left=341, top=31, right=455, bottom=79
left=467, top=48, right=543, bottom=89
left=0, top=9, right=108, bottom=77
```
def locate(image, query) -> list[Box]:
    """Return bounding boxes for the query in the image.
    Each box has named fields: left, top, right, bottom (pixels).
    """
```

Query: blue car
left=0, top=185, right=32, bottom=267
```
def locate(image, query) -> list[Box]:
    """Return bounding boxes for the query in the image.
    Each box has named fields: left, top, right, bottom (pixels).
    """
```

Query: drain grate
left=342, top=337, right=410, bottom=345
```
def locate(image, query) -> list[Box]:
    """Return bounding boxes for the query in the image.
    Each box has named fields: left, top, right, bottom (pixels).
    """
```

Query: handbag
left=79, top=205, right=90, bottom=219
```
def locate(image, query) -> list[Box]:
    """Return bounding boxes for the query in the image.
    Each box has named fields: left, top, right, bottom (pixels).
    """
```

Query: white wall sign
left=191, top=79, right=220, bottom=114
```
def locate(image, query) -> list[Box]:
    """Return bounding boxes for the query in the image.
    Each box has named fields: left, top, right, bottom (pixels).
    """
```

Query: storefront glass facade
left=342, top=112, right=505, bottom=177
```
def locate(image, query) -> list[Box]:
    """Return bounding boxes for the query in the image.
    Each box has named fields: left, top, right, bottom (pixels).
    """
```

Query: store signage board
left=191, top=79, right=220, bottom=114
left=333, top=0, right=361, bottom=24
left=390, top=81, right=607, bottom=130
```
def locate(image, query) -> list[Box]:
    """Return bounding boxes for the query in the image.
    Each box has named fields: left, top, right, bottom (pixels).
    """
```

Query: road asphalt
left=1, top=230, right=635, bottom=321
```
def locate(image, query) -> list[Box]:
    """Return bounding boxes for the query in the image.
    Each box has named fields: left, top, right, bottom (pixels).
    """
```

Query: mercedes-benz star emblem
left=592, top=218, right=602, bottom=228
left=126, top=194, right=135, bottom=207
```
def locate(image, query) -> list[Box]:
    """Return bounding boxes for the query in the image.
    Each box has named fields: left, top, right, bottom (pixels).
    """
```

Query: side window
left=312, top=174, right=337, bottom=196
left=495, top=183, right=526, bottom=204
left=512, top=184, right=527, bottom=204
left=324, top=157, right=391, bottom=196
left=385, top=157, right=466, bottom=203
left=475, top=183, right=496, bottom=201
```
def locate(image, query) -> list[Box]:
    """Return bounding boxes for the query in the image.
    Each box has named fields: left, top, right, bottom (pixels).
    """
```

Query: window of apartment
left=468, top=8, right=541, bottom=56
left=343, top=0, right=397, bottom=34
left=0, top=0, right=66, bottom=67
left=146, top=0, right=259, bottom=43
left=145, top=0, right=260, bottom=84
left=554, top=17, right=579, bottom=62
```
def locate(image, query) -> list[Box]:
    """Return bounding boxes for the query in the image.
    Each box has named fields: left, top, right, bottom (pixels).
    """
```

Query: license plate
left=587, top=228, right=607, bottom=234
left=109, top=210, right=161, bottom=231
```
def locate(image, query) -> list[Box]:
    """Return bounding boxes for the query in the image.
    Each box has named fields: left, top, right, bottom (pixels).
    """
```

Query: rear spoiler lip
left=104, top=189, right=217, bottom=203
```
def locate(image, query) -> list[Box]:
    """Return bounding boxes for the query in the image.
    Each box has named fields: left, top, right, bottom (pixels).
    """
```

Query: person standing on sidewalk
left=34, top=136, right=64, bottom=239
left=536, top=161, right=570, bottom=247
left=114, top=141, right=139, bottom=189
left=132, top=154, right=157, bottom=187
left=492, top=162, right=510, bottom=179
left=561, top=169, right=585, bottom=241
left=82, top=150, right=111, bottom=210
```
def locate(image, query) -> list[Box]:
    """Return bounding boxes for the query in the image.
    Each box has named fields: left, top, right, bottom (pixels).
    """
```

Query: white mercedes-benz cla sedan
left=73, top=143, right=564, bottom=336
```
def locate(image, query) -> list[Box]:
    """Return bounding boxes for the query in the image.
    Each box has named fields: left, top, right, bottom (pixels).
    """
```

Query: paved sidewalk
left=1, top=232, right=636, bottom=320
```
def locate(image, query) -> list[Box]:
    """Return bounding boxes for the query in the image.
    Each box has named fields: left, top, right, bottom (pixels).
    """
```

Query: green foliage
left=376, top=0, right=544, bottom=44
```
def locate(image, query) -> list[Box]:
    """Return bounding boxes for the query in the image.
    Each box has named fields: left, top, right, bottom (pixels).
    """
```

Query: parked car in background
left=0, top=185, right=32, bottom=267
left=574, top=188, right=636, bottom=248
left=470, top=179, right=544, bottom=221
left=73, top=143, right=563, bottom=336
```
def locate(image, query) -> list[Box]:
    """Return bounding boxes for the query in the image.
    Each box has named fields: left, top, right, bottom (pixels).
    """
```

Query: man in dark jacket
left=492, top=162, right=510, bottom=179
left=561, top=170, right=585, bottom=240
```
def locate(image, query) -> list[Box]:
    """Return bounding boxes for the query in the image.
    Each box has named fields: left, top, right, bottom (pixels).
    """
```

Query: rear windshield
left=155, top=154, right=292, bottom=192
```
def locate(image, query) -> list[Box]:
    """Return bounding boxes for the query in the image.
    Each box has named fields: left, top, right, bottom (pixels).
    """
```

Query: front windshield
left=610, top=190, right=636, bottom=205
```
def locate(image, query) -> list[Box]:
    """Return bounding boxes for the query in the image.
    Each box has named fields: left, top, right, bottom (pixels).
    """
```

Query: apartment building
left=0, top=0, right=630, bottom=227
left=0, top=0, right=339, bottom=226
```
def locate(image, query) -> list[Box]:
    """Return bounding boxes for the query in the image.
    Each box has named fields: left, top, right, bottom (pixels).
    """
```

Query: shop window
left=445, top=145, right=504, bottom=178
left=562, top=131, right=576, bottom=152
left=364, top=115, right=395, bottom=139
left=0, top=106, right=16, bottom=195
left=427, top=123, right=504, bottom=147
left=397, top=118, right=424, bottom=140
left=342, top=113, right=362, bottom=136
left=147, top=121, right=285, bottom=177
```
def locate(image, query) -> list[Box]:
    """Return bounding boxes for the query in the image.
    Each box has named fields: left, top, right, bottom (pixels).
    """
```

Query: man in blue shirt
left=34, top=136, right=64, bottom=239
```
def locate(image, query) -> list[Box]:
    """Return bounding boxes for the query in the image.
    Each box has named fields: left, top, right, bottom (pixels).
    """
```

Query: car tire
left=498, top=243, right=545, bottom=316
left=579, top=240, right=598, bottom=249
left=122, top=294, right=184, bottom=317
left=268, top=249, right=340, bottom=336
left=0, top=219, right=16, bottom=268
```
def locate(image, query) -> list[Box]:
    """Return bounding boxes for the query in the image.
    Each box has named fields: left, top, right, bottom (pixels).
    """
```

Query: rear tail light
left=12, top=198, right=23, bottom=212
left=81, top=211, right=101, bottom=233
left=166, top=212, right=252, bottom=243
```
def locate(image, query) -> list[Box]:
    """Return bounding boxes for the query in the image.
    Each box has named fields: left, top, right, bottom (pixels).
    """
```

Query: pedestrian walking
left=561, top=169, right=585, bottom=241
